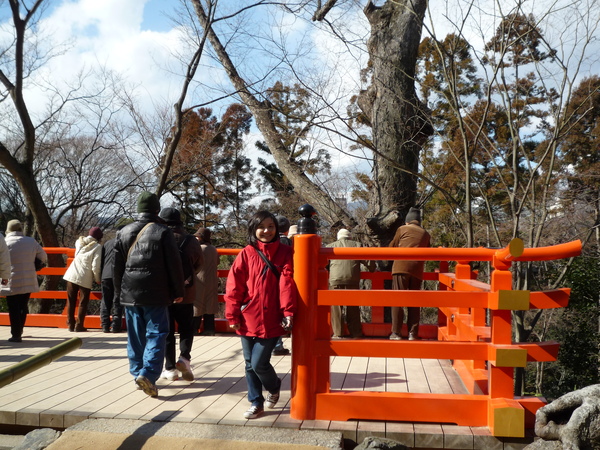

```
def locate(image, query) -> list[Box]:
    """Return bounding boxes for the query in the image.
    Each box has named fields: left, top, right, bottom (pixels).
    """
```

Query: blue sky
left=141, top=0, right=177, bottom=32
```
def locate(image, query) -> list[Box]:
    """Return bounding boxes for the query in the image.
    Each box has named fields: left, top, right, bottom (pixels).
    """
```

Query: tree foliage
left=160, top=103, right=254, bottom=233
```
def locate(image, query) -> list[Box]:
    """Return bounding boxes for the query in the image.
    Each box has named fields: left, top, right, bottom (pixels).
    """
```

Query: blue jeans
left=240, top=335, right=281, bottom=407
left=125, top=305, right=169, bottom=384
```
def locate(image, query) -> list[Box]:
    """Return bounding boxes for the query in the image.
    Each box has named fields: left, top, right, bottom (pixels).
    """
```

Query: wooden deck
left=0, top=326, right=535, bottom=449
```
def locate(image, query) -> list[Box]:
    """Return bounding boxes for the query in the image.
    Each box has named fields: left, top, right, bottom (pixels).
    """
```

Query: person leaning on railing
left=327, top=228, right=375, bottom=339
left=63, top=227, right=103, bottom=332
left=389, top=208, right=431, bottom=341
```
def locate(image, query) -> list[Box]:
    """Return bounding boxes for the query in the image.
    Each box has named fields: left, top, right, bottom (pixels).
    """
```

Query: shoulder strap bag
left=127, top=222, right=154, bottom=261
left=255, top=247, right=280, bottom=279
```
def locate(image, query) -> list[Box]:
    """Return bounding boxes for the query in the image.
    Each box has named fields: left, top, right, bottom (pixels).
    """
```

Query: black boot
left=199, top=314, right=215, bottom=336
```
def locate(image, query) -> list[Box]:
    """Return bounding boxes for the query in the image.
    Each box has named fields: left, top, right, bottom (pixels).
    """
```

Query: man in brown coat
left=389, top=208, right=431, bottom=341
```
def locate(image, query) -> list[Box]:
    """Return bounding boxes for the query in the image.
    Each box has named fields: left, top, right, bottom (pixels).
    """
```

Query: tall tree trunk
left=0, top=1, right=61, bottom=313
left=190, top=1, right=356, bottom=229
left=358, top=0, right=433, bottom=245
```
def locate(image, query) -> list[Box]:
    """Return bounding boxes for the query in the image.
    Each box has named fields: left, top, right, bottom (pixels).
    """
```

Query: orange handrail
left=290, top=235, right=581, bottom=438
left=0, top=238, right=581, bottom=438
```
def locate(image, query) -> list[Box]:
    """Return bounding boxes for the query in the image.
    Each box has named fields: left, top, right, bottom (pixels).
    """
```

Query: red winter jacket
left=225, top=240, right=296, bottom=338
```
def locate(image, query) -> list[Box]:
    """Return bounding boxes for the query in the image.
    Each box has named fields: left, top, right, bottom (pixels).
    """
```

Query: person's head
left=275, top=215, right=290, bottom=235
left=248, top=210, right=279, bottom=246
left=405, top=207, right=421, bottom=225
left=136, top=191, right=161, bottom=215
left=337, top=228, right=351, bottom=240
left=158, top=207, right=182, bottom=226
left=194, top=227, right=211, bottom=244
left=88, top=227, right=103, bottom=242
left=6, top=219, right=22, bottom=234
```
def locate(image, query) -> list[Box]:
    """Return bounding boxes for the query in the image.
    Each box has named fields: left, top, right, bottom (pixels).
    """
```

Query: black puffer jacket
left=114, top=213, right=184, bottom=307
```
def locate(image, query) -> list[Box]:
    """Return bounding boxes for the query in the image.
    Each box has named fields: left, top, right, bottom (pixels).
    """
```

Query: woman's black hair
left=247, top=210, right=279, bottom=246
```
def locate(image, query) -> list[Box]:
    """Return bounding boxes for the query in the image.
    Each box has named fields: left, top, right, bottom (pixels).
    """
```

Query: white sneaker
left=175, top=357, right=194, bottom=381
left=161, top=369, right=179, bottom=381
left=243, top=404, right=264, bottom=419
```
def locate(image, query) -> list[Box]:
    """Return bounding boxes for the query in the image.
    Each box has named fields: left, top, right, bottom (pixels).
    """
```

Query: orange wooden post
left=488, top=239, right=525, bottom=437
left=290, top=232, right=322, bottom=420
left=369, top=272, right=386, bottom=324
left=437, top=261, right=449, bottom=327
left=316, top=246, right=331, bottom=394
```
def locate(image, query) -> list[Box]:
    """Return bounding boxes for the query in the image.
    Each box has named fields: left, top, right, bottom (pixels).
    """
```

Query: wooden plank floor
left=0, top=326, right=534, bottom=449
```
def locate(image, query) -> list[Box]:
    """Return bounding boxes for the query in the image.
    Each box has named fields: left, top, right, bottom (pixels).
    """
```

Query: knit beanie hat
left=6, top=219, right=22, bottom=233
left=194, top=227, right=211, bottom=243
left=158, top=207, right=182, bottom=225
left=137, top=191, right=161, bottom=214
left=405, top=207, right=421, bottom=224
left=337, top=228, right=351, bottom=240
left=88, top=227, right=103, bottom=241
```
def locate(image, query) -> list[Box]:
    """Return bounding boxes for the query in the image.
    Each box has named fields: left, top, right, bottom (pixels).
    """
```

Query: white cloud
left=25, top=0, right=201, bottom=113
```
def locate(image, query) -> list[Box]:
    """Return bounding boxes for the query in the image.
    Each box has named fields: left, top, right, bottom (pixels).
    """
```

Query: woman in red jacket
left=225, top=210, right=297, bottom=419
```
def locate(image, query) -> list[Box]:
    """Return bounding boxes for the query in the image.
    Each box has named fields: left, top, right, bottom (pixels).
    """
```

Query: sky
left=2, top=0, right=598, bottom=203
left=0, top=0, right=370, bottom=204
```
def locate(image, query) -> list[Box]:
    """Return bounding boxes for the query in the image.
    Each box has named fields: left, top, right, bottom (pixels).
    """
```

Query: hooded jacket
left=113, top=213, right=184, bottom=307
left=225, top=240, right=296, bottom=339
left=0, top=231, right=47, bottom=296
left=63, top=235, right=102, bottom=289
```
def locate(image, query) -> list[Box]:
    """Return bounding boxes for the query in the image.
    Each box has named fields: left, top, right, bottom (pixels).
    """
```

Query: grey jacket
left=0, top=231, right=47, bottom=296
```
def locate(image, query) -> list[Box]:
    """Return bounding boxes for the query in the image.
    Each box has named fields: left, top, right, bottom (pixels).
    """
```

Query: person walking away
left=159, top=207, right=203, bottom=382
left=225, top=210, right=297, bottom=419
left=113, top=191, right=184, bottom=397
left=327, top=228, right=374, bottom=339
left=193, top=227, right=219, bottom=336
left=389, top=207, right=431, bottom=341
left=100, top=231, right=123, bottom=333
left=63, top=227, right=103, bottom=332
left=1, top=220, right=47, bottom=343
left=272, top=215, right=292, bottom=355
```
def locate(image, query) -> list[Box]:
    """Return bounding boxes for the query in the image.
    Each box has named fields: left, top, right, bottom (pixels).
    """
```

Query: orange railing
left=289, top=234, right=581, bottom=438
left=0, top=247, right=241, bottom=331
left=0, top=237, right=581, bottom=437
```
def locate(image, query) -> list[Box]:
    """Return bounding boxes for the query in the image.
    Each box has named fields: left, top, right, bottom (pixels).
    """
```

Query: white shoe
left=175, top=357, right=194, bottom=381
left=243, top=404, right=264, bottom=419
left=161, top=369, right=179, bottom=381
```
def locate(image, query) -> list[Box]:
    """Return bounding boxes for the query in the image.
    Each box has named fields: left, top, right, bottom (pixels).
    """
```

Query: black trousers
left=165, top=303, right=195, bottom=370
left=100, top=279, right=123, bottom=329
left=7, top=293, right=31, bottom=339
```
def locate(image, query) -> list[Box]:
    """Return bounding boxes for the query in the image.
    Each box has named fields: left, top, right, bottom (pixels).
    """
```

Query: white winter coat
left=0, top=231, right=47, bottom=296
left=0, top=233, right=11, bottom=281
left=63, top=235, right=102, bottom=289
